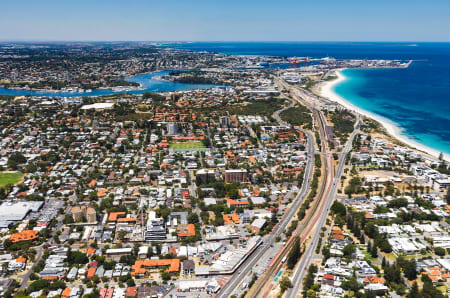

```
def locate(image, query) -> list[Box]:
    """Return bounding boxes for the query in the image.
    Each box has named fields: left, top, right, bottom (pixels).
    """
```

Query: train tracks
left=246, top=82, right=335, bottom=298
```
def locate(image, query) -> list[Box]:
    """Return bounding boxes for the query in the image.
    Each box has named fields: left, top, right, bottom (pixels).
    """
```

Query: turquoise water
left=334, top=65, right=450, bottom=155
left=170, top=42, right=450, bottom=156
left=0, top=70, right=217, bottom=97
left=2, top=42, right=450, bottom=155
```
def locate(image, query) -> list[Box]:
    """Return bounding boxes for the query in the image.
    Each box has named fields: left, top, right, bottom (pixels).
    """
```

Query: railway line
left=246, top=80, right=335, bottom=298
left=215, top=97, right=315, bottom=298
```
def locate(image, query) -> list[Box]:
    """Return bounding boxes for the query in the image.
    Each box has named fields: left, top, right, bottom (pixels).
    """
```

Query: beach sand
left=315, top=69, right=449, bottom=162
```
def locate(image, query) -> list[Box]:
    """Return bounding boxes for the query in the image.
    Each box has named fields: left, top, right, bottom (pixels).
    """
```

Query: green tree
left=28, top=279, right=50, bottom=293
left=370, top=243, right=378, bottom=258
left=406, top=281, right=419, bottom=298
left=161, top=271, right=171, bottom=281
left=187, top=212, right=199, bottom=224
left=343, top=244, right=356, bottom=258
left=403, top=259, right=417, bottom=280
left=7, top=152, right=26, bottom=170
left=435, top=247, right=446, bottom=256
left=279, top=276, right=292, bottom=293
left=422, top=275, right=444, bottom=297
left=67, top=249, right=89, bottom=265
left=287, top=237, right=301, bottom=269
left=446, top=186, right=450, bottom=204
left=302, top=265, right=318, bottom=296
left=330, top=201, right=346, bottom=217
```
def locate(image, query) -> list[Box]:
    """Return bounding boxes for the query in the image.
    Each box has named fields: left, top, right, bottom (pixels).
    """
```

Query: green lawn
left=0, top=172, right=24, bottom=187
left=363, top=251, right=379, bottom=263
left=169, top=141, right=205, bottom=150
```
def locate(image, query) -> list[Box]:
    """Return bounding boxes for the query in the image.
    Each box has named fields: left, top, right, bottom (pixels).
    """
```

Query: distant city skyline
left=2, top=0, right=450, bottom=42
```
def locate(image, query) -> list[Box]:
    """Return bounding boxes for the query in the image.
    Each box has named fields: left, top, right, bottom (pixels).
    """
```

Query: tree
left=446, top=186, right=450, bottom=204
left=406, top=281, right=419, bottom=298
left=370, top=243, right=378, bottom=258
left=306, top=289, right=316, bottom=298
left=343, top=244, right=356, bottom=258
left=384, top=263, right=402, bottom=284
left=49, top=280, right=66, bottom=290
left=435, top=247, right=446, bottom=256
left=387, top=198, right=408, bottom=208
left=403, top=259, right=417, bottom=280
left=117, top=230, right=127, bottom=240
left=302, top=265, right=318, bottom=296
left=28, top=279, right=50, bottom=293
left=7, top=152, right=26, bottom=170
left=126, top=278, right=135, bottom=287
left=187, top=213, right=199, bottom=224
left=161, top=271, right=171, bottom=281
left=279, top=276, right=292, bottom=293
left=422, top=274, right=444, bottom=298
left=67, top=249, right=88, bottom=265
left=287, top=237, right=301, bottom=269
left=330, top=201, right=346, bottom=217
left=359, top=234, right=365, bottom=244
left=322, top=246, right=330, bottom=261
left=341, top=274, right=360, bottom=293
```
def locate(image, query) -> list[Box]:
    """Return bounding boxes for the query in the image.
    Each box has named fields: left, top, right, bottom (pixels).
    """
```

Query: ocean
left=1, top=42, right=449, bottom=156
left=170, top=42, right=450, bottom=156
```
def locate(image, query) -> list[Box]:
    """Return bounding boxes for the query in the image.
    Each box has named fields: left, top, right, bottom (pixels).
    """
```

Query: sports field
left=0, top=172, right=24, bottom=187
left=169, top=141, right=205, bottom=150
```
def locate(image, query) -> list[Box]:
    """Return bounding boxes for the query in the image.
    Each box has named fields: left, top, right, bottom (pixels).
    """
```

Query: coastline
left=0, top=69, right=217, bottom=97
left=315, top=69, right=449, bottom=162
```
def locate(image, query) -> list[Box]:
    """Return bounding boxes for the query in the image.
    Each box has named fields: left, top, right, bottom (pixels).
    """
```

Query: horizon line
left=1, top=40, right=450, bottom=43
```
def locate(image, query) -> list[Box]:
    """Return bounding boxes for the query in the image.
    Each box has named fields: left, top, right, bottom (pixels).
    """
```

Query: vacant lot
left=0, top=172, right=23, bottom=187
left=169, top=141, right=205, bottom=150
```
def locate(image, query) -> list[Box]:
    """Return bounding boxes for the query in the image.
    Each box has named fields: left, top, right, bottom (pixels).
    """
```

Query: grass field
left=0, top=172, right=24, bottom=187
left=169, top=141, right=205, bottom=150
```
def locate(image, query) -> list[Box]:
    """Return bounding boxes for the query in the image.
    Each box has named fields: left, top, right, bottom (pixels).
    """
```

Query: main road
left=274, top=77, right=362, bottom=297
left=246, top=78, right=335, bottom=297
left=286, top=119, right=361, bottom=297
left=216, top=99, right=315, bottom=298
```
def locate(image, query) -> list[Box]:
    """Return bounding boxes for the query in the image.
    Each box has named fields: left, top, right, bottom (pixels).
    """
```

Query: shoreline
left=315, top=69, right=449, bottom=162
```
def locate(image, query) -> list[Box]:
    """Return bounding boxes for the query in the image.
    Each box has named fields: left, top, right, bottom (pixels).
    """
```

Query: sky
left=2, top=0, right=450, bottom=41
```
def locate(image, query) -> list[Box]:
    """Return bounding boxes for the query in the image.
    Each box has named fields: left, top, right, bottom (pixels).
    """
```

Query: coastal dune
left=316, top=69, right=449, bottom=162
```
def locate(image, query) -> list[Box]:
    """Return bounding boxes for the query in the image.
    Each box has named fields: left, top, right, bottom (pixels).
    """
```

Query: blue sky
left=2, top=0, right=450, bottom=41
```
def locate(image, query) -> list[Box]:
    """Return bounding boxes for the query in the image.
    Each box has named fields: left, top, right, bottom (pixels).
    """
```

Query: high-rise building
left=71, top=206, right=83, bottom=222
left=224, top=169, right=248, bottom=183
left=86, top=207, right=97, bottom=223
left=220, top=116, right=230, bottom=127
left=145, top=211, right=167, bottom=241
left=196, top=169, right=216, bottom=184
left=167, top=122, right=178, bottom=135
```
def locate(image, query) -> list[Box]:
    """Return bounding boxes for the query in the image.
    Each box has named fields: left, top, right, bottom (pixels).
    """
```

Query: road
left=245, top=78, right=335, bottom=297
left=216, top=101, right=315, bottom=298
left=286, top=119, right=361, bottom=297
left=19, top=203, right=72, bottom=289
left=273, top=96, right=296, bottom=127
left=274, top=77, right=362, bottom=297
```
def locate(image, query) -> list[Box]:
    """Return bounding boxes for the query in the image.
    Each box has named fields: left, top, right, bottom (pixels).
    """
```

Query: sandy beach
left=315, top=69, right=449, bottom=162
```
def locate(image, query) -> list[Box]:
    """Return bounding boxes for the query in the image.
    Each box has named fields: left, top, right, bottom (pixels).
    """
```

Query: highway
left=274, top=78, right=362, bottom=297
left=286, top=120, right=361, bottom=297
left=246, top=81, right=334, bottom=297
left=216, top=99, right=315, bottom=298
